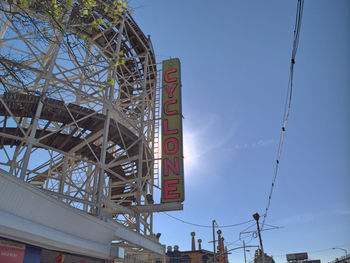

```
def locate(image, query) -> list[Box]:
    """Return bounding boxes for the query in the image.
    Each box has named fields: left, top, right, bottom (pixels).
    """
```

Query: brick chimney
left=191, top=232, right=196, bottom=251
left=198, top=239, right=202, bottom=250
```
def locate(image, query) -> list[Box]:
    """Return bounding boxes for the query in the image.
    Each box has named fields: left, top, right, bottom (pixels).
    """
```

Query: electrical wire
left=225, top=238, right=241, bottom=247
left=218, top=220, right=255, bottom=228
left=240, top=223, right=256, bottom=233
left=163, top=212, right=254, bottom=229
left=162, top=212, right=212, bottom=228
left=261, top=0, right=304, bottom=230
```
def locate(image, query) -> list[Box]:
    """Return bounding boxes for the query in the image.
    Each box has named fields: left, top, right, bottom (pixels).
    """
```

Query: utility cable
left=218, top=219, right=255, bottom=228
left=163, top=212, right=254, bottom=229
left=261, top=0, right=304, bottom=230
left=162, top=212, right=212, bottom=228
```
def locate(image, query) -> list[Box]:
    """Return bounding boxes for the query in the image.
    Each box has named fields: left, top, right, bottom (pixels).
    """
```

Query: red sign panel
left=0, top=240, right=26, bottom=263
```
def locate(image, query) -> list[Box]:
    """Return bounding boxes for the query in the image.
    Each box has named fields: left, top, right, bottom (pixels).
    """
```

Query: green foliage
left=18, top=0, right=29, bottom=8
left=16, top=0, right=132, bottom=31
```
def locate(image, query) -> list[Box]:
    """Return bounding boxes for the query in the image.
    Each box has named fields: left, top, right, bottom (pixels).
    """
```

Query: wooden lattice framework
left=0, top=0, right=161, bottom=243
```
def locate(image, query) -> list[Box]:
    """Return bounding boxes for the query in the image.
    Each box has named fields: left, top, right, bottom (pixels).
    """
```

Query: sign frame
left=161, top=58, right=184, bottom=203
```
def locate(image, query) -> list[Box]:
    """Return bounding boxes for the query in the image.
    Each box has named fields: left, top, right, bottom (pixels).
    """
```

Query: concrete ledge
left=0, top=210, right=111, bottom=259
left=0, top=170, right=165, bottom=257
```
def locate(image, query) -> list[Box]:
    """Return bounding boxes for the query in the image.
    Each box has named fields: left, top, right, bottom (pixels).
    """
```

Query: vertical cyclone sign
left=161, top=58, right=184, bottom=203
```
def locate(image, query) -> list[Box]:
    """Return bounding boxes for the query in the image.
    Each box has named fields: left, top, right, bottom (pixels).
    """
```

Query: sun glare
left=183, top=130, right=199, bottom=169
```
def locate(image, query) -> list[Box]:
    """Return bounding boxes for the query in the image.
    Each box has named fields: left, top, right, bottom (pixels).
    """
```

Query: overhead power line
left=218, top=220, right=255, bottom=228
left=163, top=212, right=254, bottom=229
left=261, top=0, right=305, bottom=230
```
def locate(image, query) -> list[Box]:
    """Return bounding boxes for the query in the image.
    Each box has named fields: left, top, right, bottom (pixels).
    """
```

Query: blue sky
left=130, top=1, right=350, bottom=262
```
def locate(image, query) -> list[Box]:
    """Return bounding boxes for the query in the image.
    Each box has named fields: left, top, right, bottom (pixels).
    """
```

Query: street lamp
left=252, top=213, right=265, bottom=263
left=332, top=247, right=348, bottom=257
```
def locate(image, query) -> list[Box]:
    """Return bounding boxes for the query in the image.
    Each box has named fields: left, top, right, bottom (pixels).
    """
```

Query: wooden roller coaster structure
left=0, top=0, right=161, bottom=246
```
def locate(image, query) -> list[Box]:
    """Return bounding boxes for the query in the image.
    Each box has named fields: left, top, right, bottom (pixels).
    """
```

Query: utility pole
left=212, top=219, right=216, bottom=263
left=253, top=213, right=265, bottom=263
left=243, top=240, right=247, bottom=263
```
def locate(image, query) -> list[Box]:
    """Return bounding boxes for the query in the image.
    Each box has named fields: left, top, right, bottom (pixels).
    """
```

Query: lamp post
left=332, top=247, right=348, bottom=257
left=253, top=213, right=265, bottom=263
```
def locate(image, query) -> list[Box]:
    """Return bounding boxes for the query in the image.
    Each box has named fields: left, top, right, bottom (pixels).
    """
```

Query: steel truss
left=0, top=0, right=160, bottom=247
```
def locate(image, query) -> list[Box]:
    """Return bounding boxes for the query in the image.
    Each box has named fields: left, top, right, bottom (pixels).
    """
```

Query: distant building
left=254, top=249, right=275, bottom=263
left=286, top=252, right=321, bottom=263
left=166, top=231, right=228, bottom=263
left=328, top=254, right=350, bottom=263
